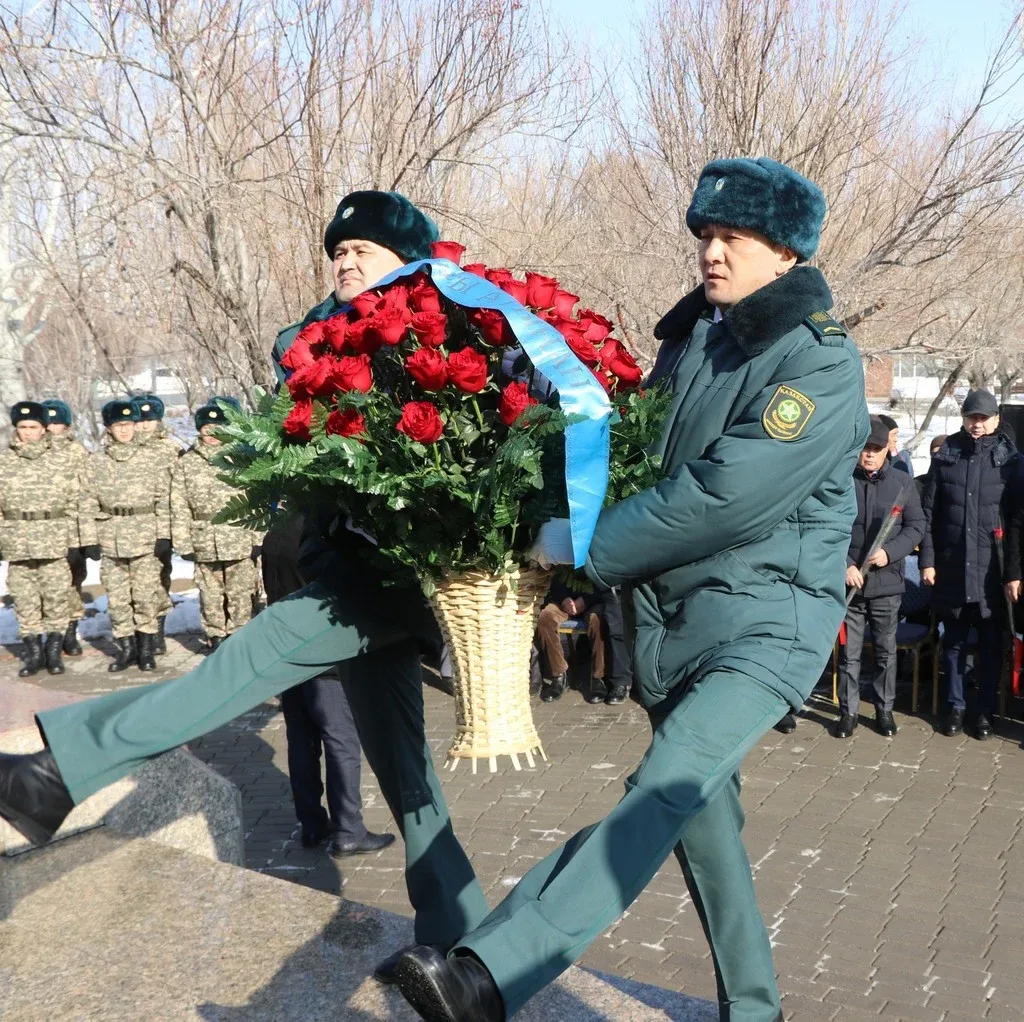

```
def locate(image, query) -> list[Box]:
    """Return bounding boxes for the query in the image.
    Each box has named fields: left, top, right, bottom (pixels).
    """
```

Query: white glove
left=528, top=518, right=574, bottom=569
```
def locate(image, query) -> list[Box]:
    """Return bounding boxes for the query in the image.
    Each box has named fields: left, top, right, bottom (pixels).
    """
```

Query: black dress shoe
left=539, top=674, right=567, bottom=702
left=831, top=714, right=857, bottom=739
left=774, top=713, right=797, bottom=734
left=876, top=709, right=897, bottom=738
left=396, top=946, right=505, bottom=1022
left=584, top=678, right=607, bottom=704
left=975, top=714, right=993, bottom=741
left=0, top=748, right=75, bottom=847
left=943, top=708, right=964, bottom=737
left=327, top=830, right=396, bottom=858
left=605, top=684, right=629, bottom=705
left=375, top=943, right=444, bottom=984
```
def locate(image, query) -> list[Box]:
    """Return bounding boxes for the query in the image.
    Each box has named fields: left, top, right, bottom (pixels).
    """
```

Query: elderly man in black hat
left=921, top=389, right=1022, bottom=739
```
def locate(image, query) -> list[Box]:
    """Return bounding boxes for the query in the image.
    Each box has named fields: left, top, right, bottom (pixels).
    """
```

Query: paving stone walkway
left=5, top=633, right=1024, bottom=1021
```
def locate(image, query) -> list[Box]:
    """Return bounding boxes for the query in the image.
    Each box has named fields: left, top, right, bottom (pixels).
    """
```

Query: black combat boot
left=62, top=619, right=83, bottom=656
left=154, top=615, right=167, bottom=656
left=44, top=632, right=65, bottom=675
left=107, top=636, right=136, bottom=673
left=17, top=635, right=44, bottom=678
left=136, top=631, right=157, bottom=672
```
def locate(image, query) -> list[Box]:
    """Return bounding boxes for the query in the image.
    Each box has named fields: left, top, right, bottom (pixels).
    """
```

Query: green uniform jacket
left=49, top=431, right=94, bottom=547
left=0, top=437, right=80, bottom=560
left=83, top=438, right=172, bottom=558
left=171, top=440, right=264, bottom=561
left=272, top=293, right=339, bottom=386
left=586, top=266, right=870, bottom=712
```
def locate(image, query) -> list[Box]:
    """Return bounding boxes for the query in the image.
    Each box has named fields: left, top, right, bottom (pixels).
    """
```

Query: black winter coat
left=847, top=463, right=925, bottom=598
left=920, top=430, right=1021, bottom=618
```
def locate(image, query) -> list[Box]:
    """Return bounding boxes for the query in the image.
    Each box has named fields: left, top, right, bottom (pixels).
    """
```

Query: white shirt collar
left=712, top=307, right=723, bottom=323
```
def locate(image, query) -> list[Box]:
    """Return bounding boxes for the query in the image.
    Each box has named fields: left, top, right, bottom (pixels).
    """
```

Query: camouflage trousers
left=67, top=550, right=88, bottom=619
left=103, top=554, right=163, bottom=638
left=196, top=558, right=256, bottom=638
left=8, top=558, right=72, bottom=635
left=157, top=547, right=173, bottom=617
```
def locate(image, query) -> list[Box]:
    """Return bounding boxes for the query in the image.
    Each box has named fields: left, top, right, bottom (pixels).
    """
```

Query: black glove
left=250, top=545, right=262, bottom=562
left=154, top=538, right=172, bottom=558
left=180, top=551, right=196, bottom=561
left=81, top=545, right=102, bottom=560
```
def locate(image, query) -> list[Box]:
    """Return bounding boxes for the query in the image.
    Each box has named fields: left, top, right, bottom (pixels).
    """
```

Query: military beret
left=686, top=157, right=827, bottom=262
left=41, top=398, right=74, bottom=426
left=10, top=401, right=47, bottom=426
left=323, top=190, right=439, bottom=262
left=102, top=399, right=138, bottom=428
left=961, top=389, right=999, bottom=417
left=131, top=393, right=165, bottom=421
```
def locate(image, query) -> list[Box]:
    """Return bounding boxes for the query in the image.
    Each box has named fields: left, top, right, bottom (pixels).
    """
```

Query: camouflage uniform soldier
left=0, top=402, right=94, bottom=676
left=83, top=400, right=172, bottom=673
left=171, top=399, right=263, bottom=650
left=131, top=393, right=182, bottom=654
left=42, top=398, right=93, bottom=657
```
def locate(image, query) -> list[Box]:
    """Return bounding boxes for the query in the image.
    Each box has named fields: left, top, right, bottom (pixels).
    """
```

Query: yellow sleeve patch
left=762, top=385, right=815, bottom=441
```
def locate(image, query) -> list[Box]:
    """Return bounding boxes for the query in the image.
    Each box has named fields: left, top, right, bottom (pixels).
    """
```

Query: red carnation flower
left=471, top=308, right=514, bottom=347
left=463, top=263, right=488, bottom=278
left=499, top=277, right=528, bottom=305
left=322, top=316, right=348, bottom=354
left=447, top=347, right=489, bottom=393
left=283, top=399, right=313, bottom=441
left=411, top=310, right=448, bottom=347
left=344, top=318, right=382, bottom=356
left=600, top=338, right=643, bottom=389
left=331, top=354, right=373, bottom=393
left=406, top=347, right=449, bottom=391
left=498, top=381, right=537, bottom=427
left=553, top=288, right=580, bottom=318
left=396, top=401, right=444, bottom=444
left=525, top=271, right=559, bottom=309
left=431, top=241, right=466, bottom=264
left=288, top=357, right=337, bottom=399
left=578, top=310, right=614, bottom=343
left=280, top=333, right=314, bottom=373
left=325, top=407, right=366, bottom=438
left=409, top=281, right=442, bottom=314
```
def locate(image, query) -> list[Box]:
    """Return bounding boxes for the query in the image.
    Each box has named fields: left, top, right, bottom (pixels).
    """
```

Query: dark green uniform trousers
left=35, top=579, right=490, bottom=949
left=458, top=669, right=787, bottom=1021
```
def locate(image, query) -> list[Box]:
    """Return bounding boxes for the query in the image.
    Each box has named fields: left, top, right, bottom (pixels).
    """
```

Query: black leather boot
left=136, top=631, right=157, bottom=672
left=540, top=673, right=567, bottom=702
left=396, top=946, right=505, bottom=1022
left=62, top=619, right=83, bottom=656
left=18, top=635, right=44, bottom=677
left=107, top=636, right=136, bottom=673
left=154, top=616, right=167, bottom=656
left=375, top=943, right=445, bottom=985
left=44, top=631, right=65, bottom=675
left=0, top=748, right=76, bottom=847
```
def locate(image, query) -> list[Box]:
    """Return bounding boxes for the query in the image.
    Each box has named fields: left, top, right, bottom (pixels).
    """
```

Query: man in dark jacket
left=921, top=389, right=1020, bottom=739
left=393, top=159, right=868, bottom=1022
left=834, top=417, right=925, bottom=739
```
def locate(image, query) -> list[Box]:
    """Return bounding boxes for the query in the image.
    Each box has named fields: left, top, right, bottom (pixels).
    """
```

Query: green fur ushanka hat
left=10, top=401, right=47, bottom=426
left=323, top=190, right=439, bottom=262
left=195, top=395, right=240, bottom=430
left=686, top=157, right=826, bottom=262
left=131, top=393, right=165, bottom=421
left=102, top=399, right=137, bottom=428
left=42, top=398, right=73, bottom=426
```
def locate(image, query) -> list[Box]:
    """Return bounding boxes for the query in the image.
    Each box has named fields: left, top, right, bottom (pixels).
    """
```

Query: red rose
left=498, top=381, right=537, bottom=427
left=485, top=267, right=513, bottom=287
left=431, top=241, right=466, bottom=264
left=396, top=401, right=444, bottom=444
left=297, top=320, right=328, bottom=349
left=555, top=320, right=600, bottom=365
left=499, top=277, right=528, bottom=305
left=471, top=308, right=514, bottom=347
left=366, top=306, right=409, bottom=347
left=463, top=263, right=488, bottom=277
left=325, top=407, right=366, bottom=438
left=287, top=357, right=337, bottom=398
left=349, top=291, right=380, bottom=318
left=447, top=347, right=489, bottom=393
left=344, top=318, right=382, bottom=356
left=591, top=367, right=613, bottom=394
left=322, top=317, right=348, bottom=354
left=411, top=310, right=448, bottom=347
left=525, top=271, right=559, bottom=309
left=578, top=310, right=614, bottom=343
left=283, top=399, right=313, bottom=441
left=409, top=281, right=442, bottom=314
left=600, top=339, right=643, bottom=389
left=331, top=353, right=373, bottom=393
left=280, top=333, right=314, bottom=373
left=553, top=288, right=579, bottom=318
left=381, top=287, right=413, bottom=323
left=406, top=347, right=449, bottom=391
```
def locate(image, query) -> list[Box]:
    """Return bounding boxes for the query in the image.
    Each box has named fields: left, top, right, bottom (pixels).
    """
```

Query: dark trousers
left=279, top=670, right=367, bottom=841
left=839, top=593, right=901, bottom=715
left=941, top=605, right=1004, bottom=716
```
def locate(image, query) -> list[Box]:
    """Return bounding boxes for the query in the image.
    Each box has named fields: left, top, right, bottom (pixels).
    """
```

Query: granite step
left=0, top=829, right=716, bottom=1021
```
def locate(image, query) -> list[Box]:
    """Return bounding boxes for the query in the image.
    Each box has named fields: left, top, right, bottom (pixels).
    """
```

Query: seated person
left=534, top=581, right=631, bottom=705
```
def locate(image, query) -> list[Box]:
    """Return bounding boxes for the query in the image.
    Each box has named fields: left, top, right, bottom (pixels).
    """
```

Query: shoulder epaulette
left=804, top=310, right=847, bottom=344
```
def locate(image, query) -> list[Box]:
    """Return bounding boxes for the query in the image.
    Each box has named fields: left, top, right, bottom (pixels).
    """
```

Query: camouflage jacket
left=49, top=431, right=93, bottom=547
left=137, top=426, right=184, bottom=473
left=171, top=440, right=262, bottom=561
left=0, top=436, right=81, bottom=560
left=83, top=437, right=171, bottom=558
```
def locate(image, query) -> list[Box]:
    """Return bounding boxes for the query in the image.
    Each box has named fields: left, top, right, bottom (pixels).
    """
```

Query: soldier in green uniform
left=131, top=393, right=181, bottom=654
left=42, top=398, right=93, bottom=657
left=171, top=399, right=263, bottom=650
left=0, top=402, right=93, bottom=677
left=84, top=399, right=173, bottom=673
left=388, top=160, right=871, bottom=1022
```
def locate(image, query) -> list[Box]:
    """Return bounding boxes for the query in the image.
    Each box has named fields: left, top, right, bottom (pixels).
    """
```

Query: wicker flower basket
left=429, top=565, right=551, bottom=773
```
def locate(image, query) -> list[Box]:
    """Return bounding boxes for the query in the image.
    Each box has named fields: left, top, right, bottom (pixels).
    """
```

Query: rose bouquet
left=217, top=242, right=669, bottom=768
